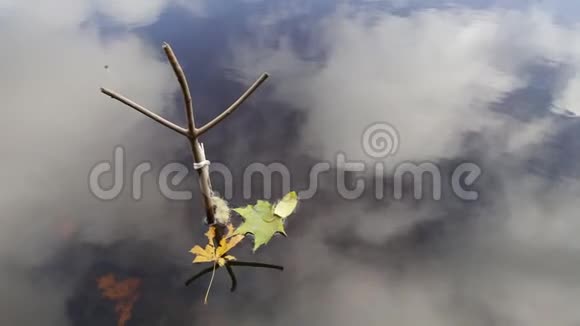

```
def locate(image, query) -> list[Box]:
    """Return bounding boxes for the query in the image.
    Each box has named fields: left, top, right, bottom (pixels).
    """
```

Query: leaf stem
left=204, top=262, right=217, bottom=304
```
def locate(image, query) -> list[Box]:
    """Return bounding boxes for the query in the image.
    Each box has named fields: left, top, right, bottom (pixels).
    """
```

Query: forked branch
left=99, top=42, right=269, bottom=225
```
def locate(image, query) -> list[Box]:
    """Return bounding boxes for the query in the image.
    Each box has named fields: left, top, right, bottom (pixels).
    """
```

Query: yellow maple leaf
left=189, top=224, right=244, bottom=267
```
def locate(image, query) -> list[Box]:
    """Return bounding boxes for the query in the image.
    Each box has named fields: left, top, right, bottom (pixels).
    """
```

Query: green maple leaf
left=233, top=191, right=299, bottom=252
left=273, top=191, right=299, bottom=218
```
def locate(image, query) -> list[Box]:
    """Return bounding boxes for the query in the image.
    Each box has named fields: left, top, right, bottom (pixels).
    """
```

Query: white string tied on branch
left=193, top=160, right=211, bottom=170
left=193, top=142, right=211, bottom=170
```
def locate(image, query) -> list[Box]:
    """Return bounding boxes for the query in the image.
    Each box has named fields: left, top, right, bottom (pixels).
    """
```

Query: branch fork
left=100, top=42, right=269, bottom=225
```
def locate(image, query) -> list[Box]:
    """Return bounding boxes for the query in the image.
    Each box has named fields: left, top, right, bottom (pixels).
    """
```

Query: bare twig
left=225, top=264, right=237, bottom=292
left=100, top=88, right=189, bottom=136
left=228, top=261, right=284, bottom=270
left=185, top=261, right=283, bottom=289
left=99, top=42, right=268, bottom=226
left=196, top=73, right=269, bottom=137
left=161, top=43, right=216, bottom=223
left=162, top=43, right=196, bottom=134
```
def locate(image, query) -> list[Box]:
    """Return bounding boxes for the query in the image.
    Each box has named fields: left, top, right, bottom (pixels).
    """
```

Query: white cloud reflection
left=229, top=4, right=580, bottom=325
